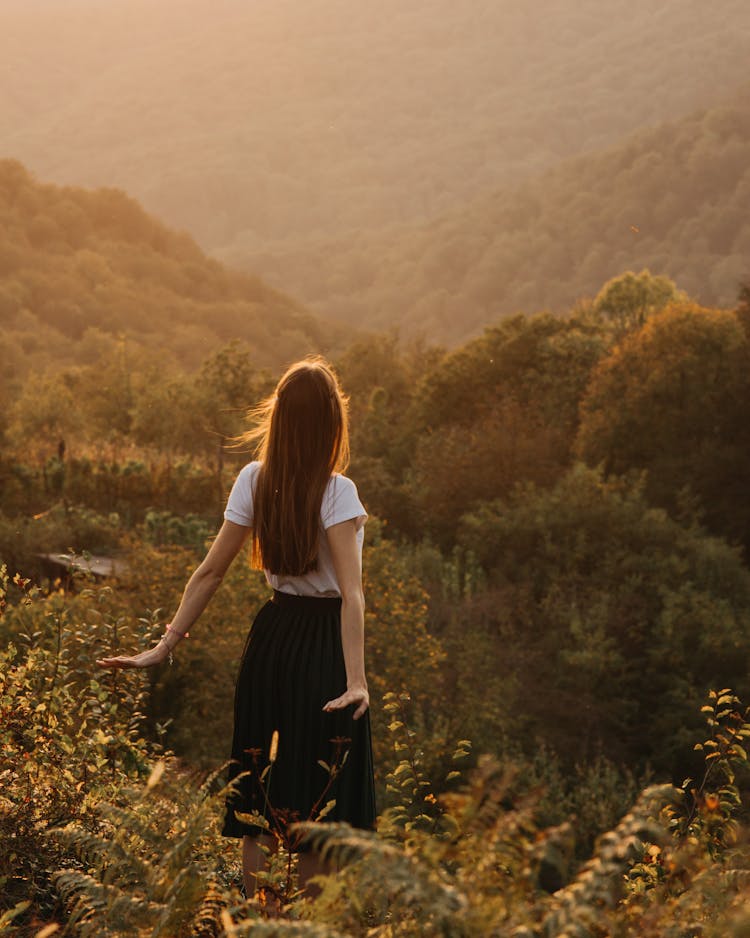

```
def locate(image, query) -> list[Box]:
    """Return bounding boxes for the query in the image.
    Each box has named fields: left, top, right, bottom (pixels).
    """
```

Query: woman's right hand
left=96, top=640, right=170, bottom=670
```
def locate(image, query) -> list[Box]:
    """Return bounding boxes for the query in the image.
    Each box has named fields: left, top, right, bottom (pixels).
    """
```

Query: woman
left=97, top=357, right=376, bottom=898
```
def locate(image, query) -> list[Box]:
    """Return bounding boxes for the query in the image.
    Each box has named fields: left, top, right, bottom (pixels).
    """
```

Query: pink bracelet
left=165, top=624, right=189, bottom=639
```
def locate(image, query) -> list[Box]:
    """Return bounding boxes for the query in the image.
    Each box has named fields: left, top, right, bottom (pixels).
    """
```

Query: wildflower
left=704, top=794, right=720, bottom=812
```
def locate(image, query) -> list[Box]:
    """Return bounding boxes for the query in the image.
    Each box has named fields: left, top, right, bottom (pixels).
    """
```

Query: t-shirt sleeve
left=224, top=463, right=258, bottom=527
left=321, top=475, right=368, bottom=531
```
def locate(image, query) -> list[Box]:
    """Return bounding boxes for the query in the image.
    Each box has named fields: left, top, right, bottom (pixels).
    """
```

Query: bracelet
left=165, top=624, right=189, bottom=640
left=160, top=625, right=189, bottom=666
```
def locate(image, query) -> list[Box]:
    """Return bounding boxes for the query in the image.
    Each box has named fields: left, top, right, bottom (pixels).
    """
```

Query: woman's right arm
left=97, top=520, right=252, bottom=670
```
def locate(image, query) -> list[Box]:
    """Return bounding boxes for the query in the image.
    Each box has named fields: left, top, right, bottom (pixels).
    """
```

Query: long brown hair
left=238, top=357, right=350, bottom=575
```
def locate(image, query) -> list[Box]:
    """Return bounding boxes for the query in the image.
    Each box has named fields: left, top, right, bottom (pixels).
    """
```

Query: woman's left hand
left=97, top=641, right=170, bottom=670
left=323, top=685, right=369, bottom=720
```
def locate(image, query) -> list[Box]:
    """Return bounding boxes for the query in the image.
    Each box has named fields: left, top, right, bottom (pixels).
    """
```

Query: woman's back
left=224, top=461, right=367, bottom=598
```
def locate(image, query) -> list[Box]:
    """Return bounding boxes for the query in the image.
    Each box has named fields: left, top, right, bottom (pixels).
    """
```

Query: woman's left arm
left=97, top=520, right=252, bottom=670
left=323, top=518, right=369, bottom=719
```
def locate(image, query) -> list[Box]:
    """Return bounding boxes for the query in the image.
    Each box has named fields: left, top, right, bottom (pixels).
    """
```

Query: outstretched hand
left=323, top=685, right=369, bottom=720
left=97, top=641, right=170, bottom=670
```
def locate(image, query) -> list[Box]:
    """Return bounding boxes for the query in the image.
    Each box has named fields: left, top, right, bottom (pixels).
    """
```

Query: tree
left=401, top=312, right=608, bottom=544
left=576, top=302, right=750, bottom=548
left=130, top=373, right=202, bottom=458
left=457, top=465, right=750, bottom=772
left=6, top=372, right=84, bottom=458
left=195, top=340, right=269, bottom=449
left=593, top=269, right=685, bottom=336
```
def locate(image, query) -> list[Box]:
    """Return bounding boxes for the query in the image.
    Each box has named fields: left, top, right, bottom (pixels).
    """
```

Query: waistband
left=271, top=589, right=342, bottom=612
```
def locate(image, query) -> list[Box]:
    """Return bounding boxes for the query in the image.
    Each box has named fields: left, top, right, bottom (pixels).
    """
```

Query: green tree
left=457, top=465, right=750, bottom=773
left=593, top=269, right=684, bottom=336
left=576, top=302, right=750, bottom=548
left=403, top=313, right=608, bottom=544
left=130, top=372, right=202, bottom=458
left=6, top=372, right=84, bottom=459
left=195, top=340, right=270, bottom=449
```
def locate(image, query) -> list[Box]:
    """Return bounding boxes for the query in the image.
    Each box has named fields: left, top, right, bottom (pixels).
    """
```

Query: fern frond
left=294, top=822, right=469, bottom=932
left=196, top=761, right=236, bottom=799
left=50, top=824, right=114, bottom=870
left=191, top=879, right=230, bottom=938
left=53, top=869, right=158, bottom=936
left=98, top=800, right=169, bottom=848
left=540, top=783, right=676, bottom=937
left=54, top=817, right=158, bottom=892
left=149, top=866, right=208, bottom=937
left=225, top=919, right=349, bottom=937
left=158, top=801, right=215, bottom=889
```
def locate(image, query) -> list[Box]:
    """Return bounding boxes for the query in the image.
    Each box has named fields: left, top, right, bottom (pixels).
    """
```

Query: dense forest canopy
left=2, top=0, right=750, bottom=343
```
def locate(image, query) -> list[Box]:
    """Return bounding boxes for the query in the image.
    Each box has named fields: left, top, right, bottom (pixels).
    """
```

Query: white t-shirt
left=224, top=461, right=367, bottom=597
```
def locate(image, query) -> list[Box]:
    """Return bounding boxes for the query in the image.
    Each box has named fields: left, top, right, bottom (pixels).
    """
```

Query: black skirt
left=221, top=590, right=376, bottom=847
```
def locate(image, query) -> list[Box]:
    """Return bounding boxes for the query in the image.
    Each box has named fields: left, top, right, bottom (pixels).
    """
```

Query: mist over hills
left=0, top=160, right=336, bottom=382
left=239, top=89, right=750, bottom=344
left=3, top=0, right=750, bottom=343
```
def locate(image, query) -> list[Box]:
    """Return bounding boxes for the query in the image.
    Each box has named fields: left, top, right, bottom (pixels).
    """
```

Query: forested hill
left=235, top=89, right=750, bottom=344
left=0, top=160, right=338, bottom=381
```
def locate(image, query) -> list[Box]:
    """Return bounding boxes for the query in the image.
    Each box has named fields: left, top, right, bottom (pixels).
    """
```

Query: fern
left=220, top=911, right=347, bottom=936
left=51, top=760, right=241, bottom=937
left=533, top=783, right=676, bottom=938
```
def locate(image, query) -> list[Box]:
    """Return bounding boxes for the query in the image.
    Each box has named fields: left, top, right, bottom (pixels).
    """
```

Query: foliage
left=577, top=301, right=750, bottom=550
left=593, top=268, right=685, bottom=335
left=5, top=626, right=750, bottom=938
left=358, top=527, right=447, bottom=787
left=458, top=465, right=750, bottom=772
left=142, top=510, right=213, bottom=553
left=0, top=503, right=123, bottom=581
left=666, top=690, right=750, bottom=857
left=0, top=567, right=156, bottom=919
left=0, top=160, right=331, bottom=386
left=51, top=762, right=243, bottom=938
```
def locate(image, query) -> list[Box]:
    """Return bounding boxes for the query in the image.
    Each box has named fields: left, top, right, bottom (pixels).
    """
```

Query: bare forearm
left=168, top=565, right=223, bottom=637
left=340, top=592, right=367, bottom=690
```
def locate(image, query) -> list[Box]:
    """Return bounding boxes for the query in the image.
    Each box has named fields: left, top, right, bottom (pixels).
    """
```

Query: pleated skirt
left=221, top=590, right=376, bottom=848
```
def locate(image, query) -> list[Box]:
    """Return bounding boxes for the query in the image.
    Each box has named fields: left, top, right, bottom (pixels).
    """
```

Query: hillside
left=0, top=160, right=337, bottom=383
left=2, top=0, right=749, bottom=261
left=224, top=90, right=750, bottom=343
